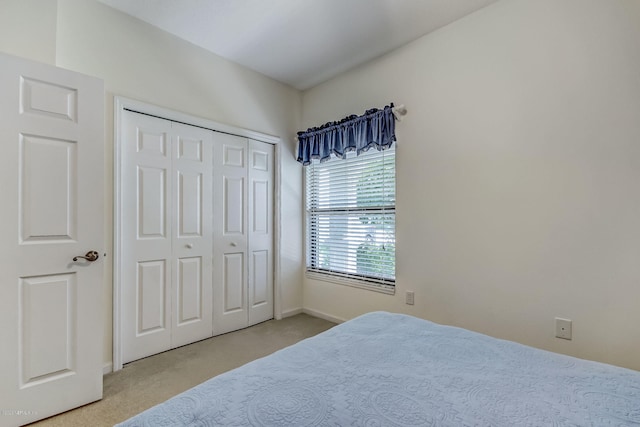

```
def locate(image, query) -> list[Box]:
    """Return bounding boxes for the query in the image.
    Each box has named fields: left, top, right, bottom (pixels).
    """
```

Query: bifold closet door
left=121, top=112, right=213, bottom=363
left=247, top=139, right=274, bottom=326
left=213, top=134, right=249, bottom=334
left=213, top=134, right=274, bottom=334
left=170, top=123, right=213, bottom=348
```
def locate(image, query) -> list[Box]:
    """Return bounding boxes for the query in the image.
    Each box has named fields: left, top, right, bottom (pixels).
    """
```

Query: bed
left=116, top=311, right=640, bottom=426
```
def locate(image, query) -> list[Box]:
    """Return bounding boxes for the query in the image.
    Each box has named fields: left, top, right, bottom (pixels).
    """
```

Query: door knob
left=73, top=251, right=100, bottom=262
left=186, top=244, right=193, bottom=249
left=230, top=242, right=237, bottom=247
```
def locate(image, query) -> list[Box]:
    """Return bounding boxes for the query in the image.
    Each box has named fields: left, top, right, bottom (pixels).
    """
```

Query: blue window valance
left=296, top=104, right=397, bottom=166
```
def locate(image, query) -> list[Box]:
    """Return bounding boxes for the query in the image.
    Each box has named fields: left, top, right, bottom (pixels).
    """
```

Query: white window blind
left=305, top=147, right=395, bottom=290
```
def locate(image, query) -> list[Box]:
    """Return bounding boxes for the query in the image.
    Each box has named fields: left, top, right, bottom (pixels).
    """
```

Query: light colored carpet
left=30, top=314, right=335, bottom=427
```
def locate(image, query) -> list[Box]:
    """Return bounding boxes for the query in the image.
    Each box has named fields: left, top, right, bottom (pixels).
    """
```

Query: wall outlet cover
left=555, top=317, right=572, bottom=340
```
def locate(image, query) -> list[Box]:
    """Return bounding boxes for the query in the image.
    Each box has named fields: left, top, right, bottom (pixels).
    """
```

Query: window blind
left=305, top=147, right=396, bottom=290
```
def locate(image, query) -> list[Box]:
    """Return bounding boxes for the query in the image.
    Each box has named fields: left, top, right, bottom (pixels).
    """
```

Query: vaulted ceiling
left=99, top=0, right=499, bottom=90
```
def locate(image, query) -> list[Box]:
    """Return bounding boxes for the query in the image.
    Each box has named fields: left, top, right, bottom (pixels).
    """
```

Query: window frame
left=304, top=147, right=396, bottom=295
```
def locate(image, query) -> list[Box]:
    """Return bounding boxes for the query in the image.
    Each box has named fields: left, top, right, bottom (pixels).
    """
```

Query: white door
left=121, top=112, right=213, bottom=363
left=0, top=53, right=104, bottom=426
left=170, top=123, right=213, bottom=348
left=248, top=139, right=274, bottom=326
left=121, top=113, right=172, bottom=362
left=213, top=135, right=274, bottom=334
left=213, top=133, right=249, bottom=334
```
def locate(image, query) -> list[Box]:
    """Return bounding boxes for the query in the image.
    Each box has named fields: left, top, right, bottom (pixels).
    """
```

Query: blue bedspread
left=116, top=312, right=640, bottom=426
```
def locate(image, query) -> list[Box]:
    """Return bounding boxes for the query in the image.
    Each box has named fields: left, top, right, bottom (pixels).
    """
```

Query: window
left=305, top=147, right=396, bottom=293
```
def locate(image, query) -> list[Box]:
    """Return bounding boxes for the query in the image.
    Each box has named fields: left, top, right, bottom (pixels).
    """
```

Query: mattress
left=116, top=311, right=640, bottom=426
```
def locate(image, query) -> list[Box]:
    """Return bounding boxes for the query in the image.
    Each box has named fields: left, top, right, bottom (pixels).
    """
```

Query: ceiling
left=98, top=0, right=499, bottom=90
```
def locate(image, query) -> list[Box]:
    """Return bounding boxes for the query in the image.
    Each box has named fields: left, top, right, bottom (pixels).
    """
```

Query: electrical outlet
left=555, top=317, right=572, bottom=340
left=405, top=291, right=415, bottom=305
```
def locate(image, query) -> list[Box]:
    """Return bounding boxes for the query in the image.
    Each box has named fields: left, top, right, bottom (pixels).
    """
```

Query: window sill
left=305, top=270, right=395, bottom=295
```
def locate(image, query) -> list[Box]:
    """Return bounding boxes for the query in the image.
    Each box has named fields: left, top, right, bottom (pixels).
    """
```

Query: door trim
left=113, top=96, right=282, bottom=371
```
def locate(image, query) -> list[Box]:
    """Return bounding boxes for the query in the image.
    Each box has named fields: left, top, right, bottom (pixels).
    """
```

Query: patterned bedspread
left=116, top=311, right=640, bottom=426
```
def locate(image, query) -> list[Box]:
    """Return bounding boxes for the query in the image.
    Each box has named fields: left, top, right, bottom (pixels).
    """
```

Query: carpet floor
left=30, top=313, right=336, bottom=426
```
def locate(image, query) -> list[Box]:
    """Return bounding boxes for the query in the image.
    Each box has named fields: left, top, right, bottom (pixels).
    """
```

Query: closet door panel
left=136, top=260, right=168, bottom=334
left=177, top=171, right=202, bottom=237
left=138, top=166, right=167, bottom=239
left=213, top=134, right=249, bottom=334
left=224, top=176, right=245, bottom=235
left=171, top=124, right=213, bottom=348
left=122, top=113, right=173, bottom=363
left=223, top=253, right=245, bottom=312
left=251, top=250, right=269, bottom=306
left=176, top=256, right=202, bottom=324
left=252, top=180, right=269, bottom=234
left=248, top=140, right=274, bottom=325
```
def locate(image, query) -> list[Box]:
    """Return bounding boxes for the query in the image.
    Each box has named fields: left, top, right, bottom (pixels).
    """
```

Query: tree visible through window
left=306, top=147, right=395, bottom=289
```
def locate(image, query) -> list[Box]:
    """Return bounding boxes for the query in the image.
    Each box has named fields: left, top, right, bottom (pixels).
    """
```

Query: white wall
left=0, top=0, right=304, bottom=368
left=302, top=0, right=640, bottom=371
left=0, top=0, right=57, bottom=65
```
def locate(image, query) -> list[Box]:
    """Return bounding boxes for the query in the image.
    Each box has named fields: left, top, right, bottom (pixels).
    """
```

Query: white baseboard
left=103, top=362, right=113, bottom=375
left=281, top=307, right=303, bottom=318
left=281, top=307, right=347, bottom=324
left=302, top=308, right=346, bottom=324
